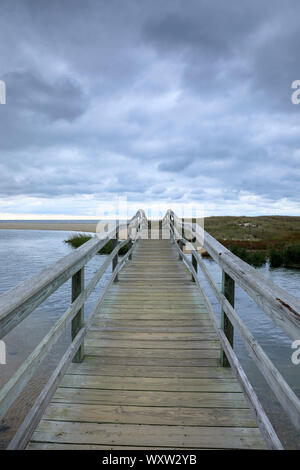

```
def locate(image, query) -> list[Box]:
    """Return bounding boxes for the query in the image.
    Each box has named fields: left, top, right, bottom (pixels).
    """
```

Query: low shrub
left=65, top=233, right=92, bottom=248
left=283, top=243, right=300, bottom=267
left=269, top=244, right=300, bottom=268
left=230, top=245, right=266, bottom=267
left=269, top=248, right=284, bottom=268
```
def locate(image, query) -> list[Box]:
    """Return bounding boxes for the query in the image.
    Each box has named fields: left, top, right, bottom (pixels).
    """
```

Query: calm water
left=0, top=229, right=112, bottom=448
left=0, top=229, right=299, bottom=448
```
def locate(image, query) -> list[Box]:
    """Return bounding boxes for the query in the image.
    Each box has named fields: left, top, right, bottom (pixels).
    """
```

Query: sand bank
left=0, top=222, right=98, bottom=232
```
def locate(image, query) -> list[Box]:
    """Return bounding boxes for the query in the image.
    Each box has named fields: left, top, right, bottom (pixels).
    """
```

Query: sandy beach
left=0, top=222, right=98, bottom=232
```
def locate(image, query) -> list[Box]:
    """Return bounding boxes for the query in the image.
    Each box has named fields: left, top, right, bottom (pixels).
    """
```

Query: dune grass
left=230, top=245, right=267, bottom=267
left=65, top=233, right=131, bottom=255
left=203, top=216, right=300, bottom=269
left=269, top=243, right=300, bottom=268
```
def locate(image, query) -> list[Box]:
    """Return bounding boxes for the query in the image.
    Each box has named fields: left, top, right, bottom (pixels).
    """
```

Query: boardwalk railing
left=0, top=210, right=147, bottom=448
left=1, top=208, right=299, bottom=449
left=163, top=209, right=300, bottom=449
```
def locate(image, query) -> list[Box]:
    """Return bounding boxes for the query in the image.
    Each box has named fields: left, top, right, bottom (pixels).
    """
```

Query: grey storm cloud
left=0, top=0, right=300, bottom=215
left=5, top=71, right=88, bottom=122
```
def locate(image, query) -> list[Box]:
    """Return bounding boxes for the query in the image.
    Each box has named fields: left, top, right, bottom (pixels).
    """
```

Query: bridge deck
left=28, top=239, right=266, bottom=450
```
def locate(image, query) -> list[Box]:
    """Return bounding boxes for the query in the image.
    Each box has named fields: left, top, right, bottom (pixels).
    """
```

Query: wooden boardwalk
left=28, top=239, right=266, bottom=450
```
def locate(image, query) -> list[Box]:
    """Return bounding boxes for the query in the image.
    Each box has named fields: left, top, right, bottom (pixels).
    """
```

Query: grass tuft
left=64, top=233, right=131, bottom=255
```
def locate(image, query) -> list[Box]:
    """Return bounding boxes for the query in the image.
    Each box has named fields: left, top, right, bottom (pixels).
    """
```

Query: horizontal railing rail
left=8, top=241, right=136, bottom=450
left=0, top=209, right=148, bottom=449
left=163, top=210, right=300, bottom=449
left=164, top=210, right=300, bottom=340
left=166, top=231, right=282, bottom=449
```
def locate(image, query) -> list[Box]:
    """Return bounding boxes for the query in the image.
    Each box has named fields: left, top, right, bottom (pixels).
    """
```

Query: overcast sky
left=0, top=0, right=300, bottom=218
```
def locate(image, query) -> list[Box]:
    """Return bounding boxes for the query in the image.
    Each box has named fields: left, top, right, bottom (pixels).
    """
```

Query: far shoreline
left=0, top=222, right=98, bottom=232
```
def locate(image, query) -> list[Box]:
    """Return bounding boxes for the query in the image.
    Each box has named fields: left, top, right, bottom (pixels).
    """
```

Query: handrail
left=0, top=211, right=145, bottom=339
left=169, top=236, right=283, bottom=450
left=0, top=238, right=130, bottom=421
left=165, top=209, right=300, bottom=340
left=8, top=239, right=135, bottom=450
left=0, top=234, right=112, bottom=339
left=2, top=207, right=299, bottom=449
left=164, top=210, right=300, bottom=445
left=0, top=209, right=147, bottom=449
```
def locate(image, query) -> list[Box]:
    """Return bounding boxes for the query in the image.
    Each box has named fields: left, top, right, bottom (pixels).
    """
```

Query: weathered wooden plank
left=109, top=282, right=198, bottom=287
left=98, top=308, right=208, bottom=314
left=84, top=350, right=220, bottom=364
left=31, top=421, right=266, bottom=449
left=102, top=300, right=204, bottom=306
left=60, top=374, right=241, bottom=392
left=89, top=324, right=212, bottom=332
left=28, top=443, right=204, bottom=450
left=94, top=315, right=209, bottom=322
left=83, top=338, right=219, bottom=349
left=43, top=402, right=257, bottom=427
left=52, top=387, right=248, bottom=408
left=91, top=319, right=212, bottom=327
left=86, top=331, right=218, bottom=341
left=67, top=361, right=235, bottom=378
left=103, top=294, right=204, bottom=300
left=84, top=345, right=219, bottom=356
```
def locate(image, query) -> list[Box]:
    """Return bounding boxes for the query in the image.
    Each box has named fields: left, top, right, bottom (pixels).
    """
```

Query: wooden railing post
left=136, top=218, right=140, bottom=242
left=71, top=267, right=84, bottom=363
left=159, top=220, right=162, bottom=240
left=129, top=239, right=133, bottom=260
left=220, top=270, right=235, bottom=367
left=148, top=220, right=151, bottom=240
left=191, top=217, right=197, bottom=282
left=192, top=250, right=197, bottom=282
left=112, top=220, right=119, bottom=282
left=178, top=240, right=183, bottom=260
left=169, top=214, right=173, bottom=242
